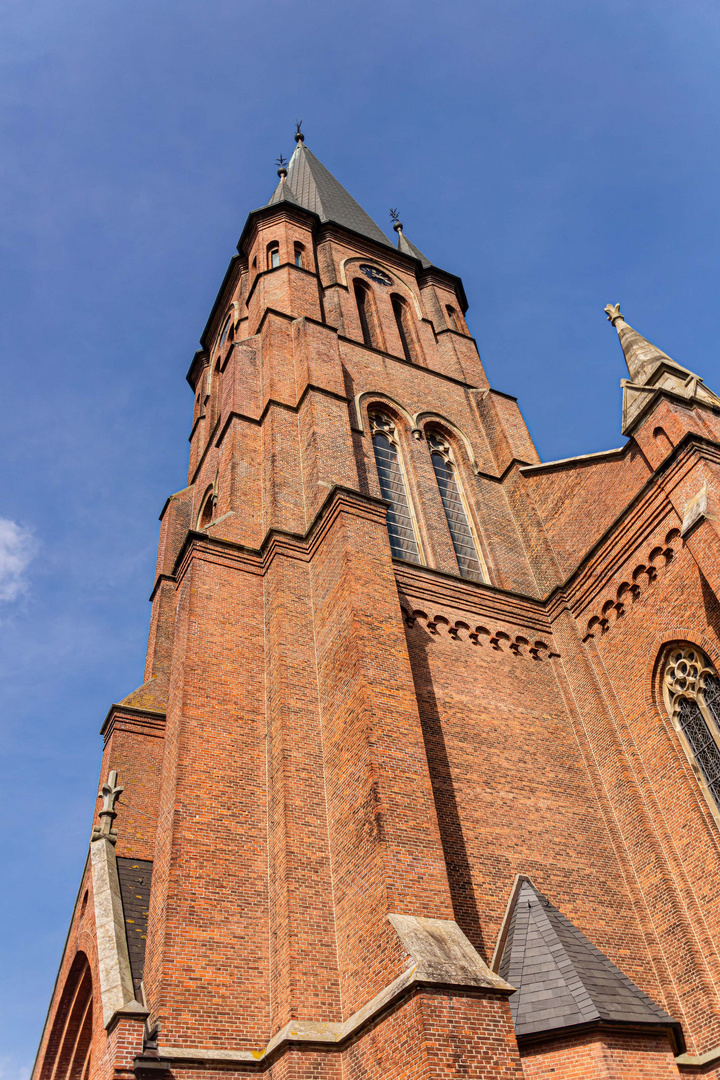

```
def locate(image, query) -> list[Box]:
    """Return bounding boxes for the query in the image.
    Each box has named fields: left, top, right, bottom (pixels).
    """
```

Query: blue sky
left=1, top=0, right=719, bottom=1073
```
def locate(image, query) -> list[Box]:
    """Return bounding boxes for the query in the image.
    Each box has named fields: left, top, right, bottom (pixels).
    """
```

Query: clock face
left=359, top=264, right=393, bottom=287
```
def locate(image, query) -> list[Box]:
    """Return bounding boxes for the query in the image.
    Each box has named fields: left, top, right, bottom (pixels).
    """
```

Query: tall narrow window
left=268, top=243, right=280, bottom=269
left=217, top=311, right=233, bottom=349
left=369, top=412, right=421, bottom=564
left=354, top=279, right=377, bottom=348
left=428, top=431, right=485, bottom=582
left=664, top=647, right=720, bottom=813
left=198, top=488, right=214, bottom=529
left=446, top=305, right=461, bottom=331
left=391, top=294, right=416, bottom=363
left=294, top=243, right=304, bottom=267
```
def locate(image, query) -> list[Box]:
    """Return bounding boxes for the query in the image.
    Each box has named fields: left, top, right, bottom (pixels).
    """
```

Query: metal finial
left=295, top=120, right=304, bottom=144
left=604, top=303, right=624, bottom=326
left=275, top=153, right=288, bottom=179
left=389, top=207, right=403, bottom=234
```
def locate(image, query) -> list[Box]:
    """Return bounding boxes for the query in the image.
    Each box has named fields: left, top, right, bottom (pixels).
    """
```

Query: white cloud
left=0, top=519, right=36, bottom=601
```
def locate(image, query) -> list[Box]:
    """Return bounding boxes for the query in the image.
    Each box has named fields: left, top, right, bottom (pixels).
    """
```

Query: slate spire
left=604, top=304, right=720, bottom=434
left=495, top=877, right=682, bottom=1048
left=604, top=304, right=691, bottom=385
left=267, top=133, right=393, bottom=248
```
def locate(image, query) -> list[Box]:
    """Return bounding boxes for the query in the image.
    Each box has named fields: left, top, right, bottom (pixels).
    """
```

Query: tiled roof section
left=268, top=178, right=300, bottom=206
left=499, top=878, right=678, bottom=1039
left=272, top=143, right=394, bottom=248
left=117, top=856, right=153, bottom=998
left=397, top=231, right=432, bottom=269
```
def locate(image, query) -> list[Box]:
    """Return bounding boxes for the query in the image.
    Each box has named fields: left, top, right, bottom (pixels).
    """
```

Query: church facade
left=33, top=132, right=720, bottom=1080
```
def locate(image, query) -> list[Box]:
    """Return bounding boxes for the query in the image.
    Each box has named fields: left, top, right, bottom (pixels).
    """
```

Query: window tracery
left=369, top=411, right=421, bottom=564
left=663, top=646, right=720, bottom=812
left=427, top=431, right=485, bottom=582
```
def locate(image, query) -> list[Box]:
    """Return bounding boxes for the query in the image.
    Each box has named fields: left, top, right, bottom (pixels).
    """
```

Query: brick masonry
left=33, top=147, right=720, bottom=1080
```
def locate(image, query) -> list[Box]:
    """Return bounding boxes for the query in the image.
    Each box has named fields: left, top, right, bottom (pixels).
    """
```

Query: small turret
left=604, top=303, right=720, bottom=434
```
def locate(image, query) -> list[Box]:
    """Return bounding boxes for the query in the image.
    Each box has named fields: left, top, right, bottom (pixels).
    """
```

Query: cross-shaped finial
left=92, top=769, right=123, bottom=843
left=604, top=303, right=624, bottom=326
left=275, top=153, right=288, bottom=169
left=389, top=207, right=403, bottom=234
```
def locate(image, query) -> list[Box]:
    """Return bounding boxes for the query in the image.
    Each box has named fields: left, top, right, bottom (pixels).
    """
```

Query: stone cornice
left=165, top=486, right=389, bottom=593
left=100, top=704, right=167, bottom=743
left=137, top=915, right=510, bottom=1071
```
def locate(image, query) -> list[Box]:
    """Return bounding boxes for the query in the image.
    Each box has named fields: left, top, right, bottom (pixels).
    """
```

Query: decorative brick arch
left=40, top=951, right=94, bottom=1080
left=414, top=411, right=483, bottom=474
left=353, top=391, right=416, bottom=435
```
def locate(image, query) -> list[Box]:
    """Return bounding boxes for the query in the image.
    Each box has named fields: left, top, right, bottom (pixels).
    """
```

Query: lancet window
left=354, top=279, right=378, bottom=349
left=197, top=487, right=215, bottom=529
left=391, top=294, right=416, bottom=363
left=369, top=412, right=421, bottom=564
left=217, top=311, right=234, bottom=350
left=663, top=646, right=720, bottom=813
left=427, top=431, right=485, bottom=582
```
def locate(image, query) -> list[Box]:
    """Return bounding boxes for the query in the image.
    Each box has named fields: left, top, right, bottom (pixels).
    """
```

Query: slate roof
left=117, top=856, right=153, bottom=998
left=267, top=143, right=394, bottom=249
left=397, top=230, right=432, bottom=269
left=498, top=878, right=680, bottom=1043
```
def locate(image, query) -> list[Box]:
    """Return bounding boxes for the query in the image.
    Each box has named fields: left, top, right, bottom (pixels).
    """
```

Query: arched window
left=354, top=279, right=378, bottom=349
left=446, top=305, right=461, bottom=331
left=217, top=311, right=233, bottom=350
left=267, top=242, right=280, bottom=269
left=663, top=646, right=720, bottom=813
left=40, top=952, right=93, bottom=1080
left=369, top=412, right=421, bottom=564
left=198, top=488, right=214, bottom=529
left=294, top=243, right=304, bottom=268
left=427, top=431, right=485, bottom=582
left=391, top=294, right=416, bottom=363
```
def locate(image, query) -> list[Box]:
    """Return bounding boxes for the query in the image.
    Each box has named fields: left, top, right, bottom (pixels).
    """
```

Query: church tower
left=33, top=131, right=720, bottom=1080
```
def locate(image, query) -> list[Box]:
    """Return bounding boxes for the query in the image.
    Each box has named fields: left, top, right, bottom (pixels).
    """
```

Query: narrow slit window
left=294, top=244, right=304, bottom=267
left=428, top=432, right=484, bottom=582
left=664, top=648, right=720, bottom=813
left=268, top=244, right=280, bottom=269
left=391, top=295, right=415, bottom=363
left=354, top=280, right=376, bottom=348
left=370, top=414, right=420, bottom=564
left=446, top=305, right=461, bottom=331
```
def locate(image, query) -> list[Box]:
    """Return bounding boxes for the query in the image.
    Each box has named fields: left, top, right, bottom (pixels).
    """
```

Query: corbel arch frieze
left=413, top=412, right=482, bottom=474
left=339, top=257, right=424, bottom=318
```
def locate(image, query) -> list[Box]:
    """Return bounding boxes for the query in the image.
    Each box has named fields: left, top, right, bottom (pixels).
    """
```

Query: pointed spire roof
left=496, top=878, right=681, bottom=1044
left=604, top=304, right=692, bottom=385
left=268, top=140, right=393, bottom=249
left=397, top=230, right=432, bottom=269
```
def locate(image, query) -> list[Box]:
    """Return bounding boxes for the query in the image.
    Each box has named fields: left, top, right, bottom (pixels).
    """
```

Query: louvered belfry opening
left=391, top=294, right=415, bottom=363
left=370, top=413, right=421, bottom=564
left=354, top=279, right=376, bottom=348
left=40, top=953, right=93, bottom=1080
left=428, top=432, right=484, bottom=582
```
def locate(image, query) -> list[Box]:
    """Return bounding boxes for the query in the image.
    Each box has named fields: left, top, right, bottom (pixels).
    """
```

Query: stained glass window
left=428, top=432, right=484, bottom=583
left=664, top=648, right=720, bottom=812
left=370, top=414, right=420, bottom=563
